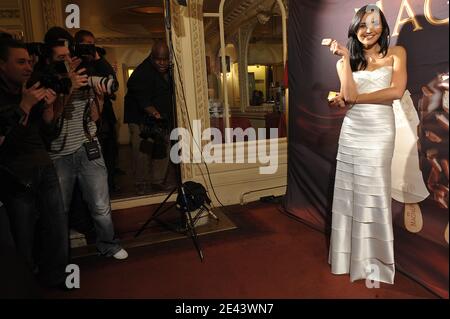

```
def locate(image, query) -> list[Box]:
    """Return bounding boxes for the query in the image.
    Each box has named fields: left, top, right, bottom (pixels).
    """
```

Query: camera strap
left=48, top=94, right=68, bottom=154
left=82, top=89, right=102, bottom=142
left=82, top=89, right=102, bottom=161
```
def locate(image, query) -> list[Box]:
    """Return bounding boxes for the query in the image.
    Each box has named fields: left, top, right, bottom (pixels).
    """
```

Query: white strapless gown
left=329, top=66, right=396, bottom=284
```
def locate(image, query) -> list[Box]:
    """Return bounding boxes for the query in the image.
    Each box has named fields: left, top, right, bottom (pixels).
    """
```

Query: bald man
left=124, top=41, right=173, bottom=195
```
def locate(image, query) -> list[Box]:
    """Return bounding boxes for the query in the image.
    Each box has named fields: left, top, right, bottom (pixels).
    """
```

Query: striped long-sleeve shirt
left=49, top=89, right=97, bottom=160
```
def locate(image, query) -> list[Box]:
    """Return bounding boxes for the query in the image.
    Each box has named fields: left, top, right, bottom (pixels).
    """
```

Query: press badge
left=84, top=140, right=101, bottom=161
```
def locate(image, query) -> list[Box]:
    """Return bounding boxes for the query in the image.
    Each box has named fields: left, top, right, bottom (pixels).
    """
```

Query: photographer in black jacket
left=74, top=30, right=120, bottom=193
left=0, top=37, right=68, bottom=288
left=124, top=41, right=173, bottom=195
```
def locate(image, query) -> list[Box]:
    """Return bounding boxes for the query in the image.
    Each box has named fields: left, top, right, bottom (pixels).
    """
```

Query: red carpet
left=46, top=202, right=437, bottom=299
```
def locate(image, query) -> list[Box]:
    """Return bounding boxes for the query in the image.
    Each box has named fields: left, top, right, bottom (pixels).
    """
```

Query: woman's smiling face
left=356, top=11, right=383, bottom=48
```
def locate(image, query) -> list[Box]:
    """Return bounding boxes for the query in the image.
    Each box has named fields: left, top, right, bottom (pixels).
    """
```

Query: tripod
left=134, top=0, right=217, bottom=262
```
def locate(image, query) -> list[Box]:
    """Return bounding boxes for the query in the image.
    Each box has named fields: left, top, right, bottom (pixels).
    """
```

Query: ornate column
left=19, top=0, right=64, bottom=42
left=170, top=0, right=209, bottom=181
left=235, top=21, right=257, bottom=111
left=41, top=0, right=64, bottom=30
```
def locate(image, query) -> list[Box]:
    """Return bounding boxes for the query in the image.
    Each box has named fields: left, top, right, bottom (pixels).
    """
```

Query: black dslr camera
left=72, top=43, right=97, bottom=61
left=27, top=60, right=72, bottom=95
left=26, top=42, right=45, bottom=59
left=25, top=42, right=45, bottom=66
left=139, top=115, right=169, bottom=159
left=72, top=43, right=119, bottom=96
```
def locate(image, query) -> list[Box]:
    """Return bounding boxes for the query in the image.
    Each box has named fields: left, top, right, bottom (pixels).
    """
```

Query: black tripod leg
left=204, top=204, right=219, bottom=221
left=134, top=186, right=178, bottom=238
left=185, top=210, right=204, bottom=262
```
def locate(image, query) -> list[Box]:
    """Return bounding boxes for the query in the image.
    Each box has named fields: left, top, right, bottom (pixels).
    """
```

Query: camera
left=26, top=42, right=45, bottom=58
left=140, top=116, right=169, bottom=142
left=25, top=42, right=46, bottom=66
left=96, top=46, right=106, bottom=57
left=139, top=116, right=169, bottom=159
left=27, top=60, right=72, bottom=95
left=87, top=75, right=119, bottom=95
left=72, top=43, right=96, bottom=61
left=72, top=44, right=119, bottom=96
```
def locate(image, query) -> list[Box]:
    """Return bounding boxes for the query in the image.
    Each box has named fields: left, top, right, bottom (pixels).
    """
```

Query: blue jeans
left=2, top=165, right=68, bottom=286
left=53, top=146, right=121, bottom=256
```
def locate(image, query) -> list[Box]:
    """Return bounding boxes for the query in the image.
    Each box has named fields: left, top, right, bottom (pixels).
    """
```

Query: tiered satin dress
left=329, top=65, right=396, bottom=284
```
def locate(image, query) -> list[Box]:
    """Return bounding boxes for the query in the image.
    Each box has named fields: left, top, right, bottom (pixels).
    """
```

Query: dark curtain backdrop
left=284, top=0, right=448, bottom=298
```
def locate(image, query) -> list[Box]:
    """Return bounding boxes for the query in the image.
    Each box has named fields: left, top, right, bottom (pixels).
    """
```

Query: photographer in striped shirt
left=43, top=29, right=127, bottom=260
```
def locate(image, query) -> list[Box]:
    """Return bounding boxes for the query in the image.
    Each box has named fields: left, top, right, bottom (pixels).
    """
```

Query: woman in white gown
left=327, top=5, right=407, bottom=284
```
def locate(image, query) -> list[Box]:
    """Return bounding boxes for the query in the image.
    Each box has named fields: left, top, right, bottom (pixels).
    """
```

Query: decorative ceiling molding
left=204, top=0, right=256, bottom=41
left=204, top=0, right=287, bottom=44
left=96, top=36, right=156, bottom=45
left=0, top=9, right=20, bottom=19
left=227, top=0, right=285, bottom=36
left=223, top=0, right=256, bottom=26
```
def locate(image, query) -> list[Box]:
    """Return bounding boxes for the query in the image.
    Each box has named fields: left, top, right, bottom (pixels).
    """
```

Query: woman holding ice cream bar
left=325, top=4, right=407, bottom=284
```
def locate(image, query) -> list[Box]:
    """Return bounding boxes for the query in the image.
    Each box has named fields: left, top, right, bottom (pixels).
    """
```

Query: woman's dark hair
left=44, top=27, right=74, bottom=46
left=41, top=27, right=74, bottom=64
left=347, top=5, right=390, bottom=71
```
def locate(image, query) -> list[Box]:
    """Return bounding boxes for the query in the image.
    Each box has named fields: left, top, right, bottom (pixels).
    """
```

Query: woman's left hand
left=330, top=40, right=350, bottom=58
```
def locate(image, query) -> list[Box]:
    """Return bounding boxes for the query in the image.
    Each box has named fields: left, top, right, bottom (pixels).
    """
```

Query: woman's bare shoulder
left=388, top=45, right=407, bottom=58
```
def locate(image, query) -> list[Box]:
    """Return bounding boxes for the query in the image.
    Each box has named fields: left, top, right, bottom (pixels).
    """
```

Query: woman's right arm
left=336, top=59, right=359, bottom=104
left=330, top=40, right=359, bottom=104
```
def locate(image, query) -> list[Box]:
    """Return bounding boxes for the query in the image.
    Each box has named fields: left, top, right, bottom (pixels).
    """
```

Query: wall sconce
left=123, top=65, right=136, bottom=83
left=220, top=56, right=231, bottom=74
left=127, top=68, right=135, bottom=78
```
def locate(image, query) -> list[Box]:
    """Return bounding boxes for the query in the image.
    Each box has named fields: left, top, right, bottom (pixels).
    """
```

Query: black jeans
left=0, top=203, right=15, bottom=253
left=2, top=164, right=69, bottom=286
left=0, top=205, right=40, bottom=298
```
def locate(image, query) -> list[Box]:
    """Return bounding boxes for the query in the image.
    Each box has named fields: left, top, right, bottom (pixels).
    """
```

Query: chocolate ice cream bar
left=321, top=38, right=333, bottom=46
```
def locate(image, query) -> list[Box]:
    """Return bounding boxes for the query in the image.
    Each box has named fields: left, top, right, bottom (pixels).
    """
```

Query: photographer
left=0, top=37, right=68, bottom=288
left=124, top=41, right=173, bottom=195
left=44, top=31, right=128, bottom=260
left=75, top=30, right=120, bottom=193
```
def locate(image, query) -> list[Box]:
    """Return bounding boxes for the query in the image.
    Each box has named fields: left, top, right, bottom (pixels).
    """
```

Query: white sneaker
left=112, top=248, right=128, bottom=260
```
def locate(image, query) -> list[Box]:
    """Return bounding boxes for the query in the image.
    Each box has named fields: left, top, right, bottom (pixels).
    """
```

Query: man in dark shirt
left=75, top=30, right=120, bottom=193
left=124, top=41, right=173, bottom=195
left=0, top=37, right=68, bottom=288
